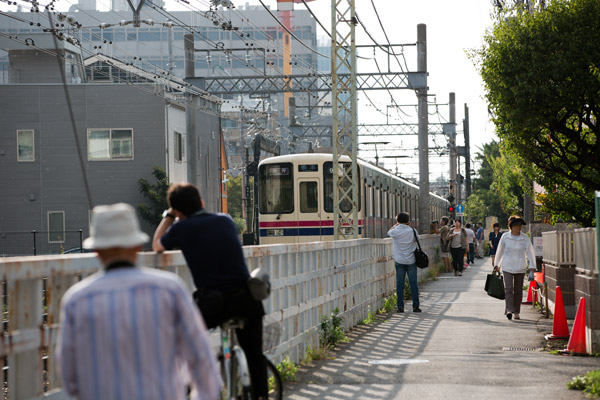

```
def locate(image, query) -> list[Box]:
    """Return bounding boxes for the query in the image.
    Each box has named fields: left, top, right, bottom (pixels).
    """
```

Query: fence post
left=595, top=191, right=600, bottom=296
left=32, top=230, right=37, bottom=256
left=8, top=279, right=43, bottom=399
left=79, top=229, right=83, bottom=252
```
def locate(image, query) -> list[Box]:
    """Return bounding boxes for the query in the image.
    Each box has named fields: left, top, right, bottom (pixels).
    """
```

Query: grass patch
left=302, top=345, right=332, bottom=364
left=567, top=370, right=600, bottom=397
left=276, top=355, right=298, bottom=383
left=319, top=308, right=349, bottom=349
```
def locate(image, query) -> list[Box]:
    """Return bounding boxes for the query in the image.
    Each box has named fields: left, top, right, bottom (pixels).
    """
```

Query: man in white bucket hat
left=56, top=203, right=221, bottom=400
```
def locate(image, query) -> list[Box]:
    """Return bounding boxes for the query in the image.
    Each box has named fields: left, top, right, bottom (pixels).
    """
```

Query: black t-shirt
left=160, top=211, right=249, bottom=293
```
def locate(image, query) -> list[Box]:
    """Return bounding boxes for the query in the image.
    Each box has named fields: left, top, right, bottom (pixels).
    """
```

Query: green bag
left=485, top=270, right=505, bottom=300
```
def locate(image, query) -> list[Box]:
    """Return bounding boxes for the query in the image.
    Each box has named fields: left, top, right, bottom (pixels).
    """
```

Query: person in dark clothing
left=488, top=222, right=504, bottom=266
left=153, top=183, right=268, bottom=399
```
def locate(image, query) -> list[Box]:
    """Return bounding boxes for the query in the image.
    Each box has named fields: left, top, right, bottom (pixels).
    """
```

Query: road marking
left=368, top=359, right=430, bottom=366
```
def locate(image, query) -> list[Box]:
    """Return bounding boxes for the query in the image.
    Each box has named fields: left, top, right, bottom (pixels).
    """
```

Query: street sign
left=456, top=204, right=465, bottom=216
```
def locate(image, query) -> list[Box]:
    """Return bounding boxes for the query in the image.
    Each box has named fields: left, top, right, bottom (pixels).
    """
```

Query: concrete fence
left=543, top=230, right=577, bottom=317
left=0, top=235, right=441, bottom=399
left=543, top=228, right=600, bottom=353
left=573, top=228, right=600, bottom=353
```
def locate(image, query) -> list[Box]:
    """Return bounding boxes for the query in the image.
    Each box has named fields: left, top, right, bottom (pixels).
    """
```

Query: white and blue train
left=258, top=153, right=448, bottom=244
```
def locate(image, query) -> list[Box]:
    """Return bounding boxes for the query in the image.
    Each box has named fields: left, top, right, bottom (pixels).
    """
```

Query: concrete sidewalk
left=286, top=257, right=597, bottom=400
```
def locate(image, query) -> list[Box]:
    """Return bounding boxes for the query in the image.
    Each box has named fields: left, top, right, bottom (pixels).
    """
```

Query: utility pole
left=167, top=19, right=174, bottom=75
left=448, top=92, right=457, bottom=215
left=184, top=33, right=197, bottom=184
left=240, top=96, right=249, bottom=233
left=463, top=103, right=471, bottom=198
left=417, top=24, right=430, bottom=234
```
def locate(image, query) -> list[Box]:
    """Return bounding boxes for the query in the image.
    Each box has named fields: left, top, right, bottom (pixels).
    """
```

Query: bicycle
left=217, top=318, right=282, bottom=400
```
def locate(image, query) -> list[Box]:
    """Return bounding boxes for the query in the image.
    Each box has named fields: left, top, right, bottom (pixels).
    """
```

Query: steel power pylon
left=331, top=0, right=358, bottom=239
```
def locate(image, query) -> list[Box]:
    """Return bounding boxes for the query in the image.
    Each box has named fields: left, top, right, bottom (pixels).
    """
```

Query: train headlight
left=267, top=229, right=284, bottom=236
left=341, top=227, right=353, bottom=235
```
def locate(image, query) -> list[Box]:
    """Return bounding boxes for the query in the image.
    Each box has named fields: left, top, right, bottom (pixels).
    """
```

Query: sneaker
left=454, top=271, right=458, bottom=276
left=506, top=312, right=512, bottom=320
left=459, top=272, right=462, bottom=276
left=397, top=308, right=404, bottom=313
left=514, top=313, right=520, bottom=320
left=413, top=308, right=422, bottom=313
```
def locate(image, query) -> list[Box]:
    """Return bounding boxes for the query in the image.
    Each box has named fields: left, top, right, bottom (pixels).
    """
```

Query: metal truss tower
left=331, top=0, right=358, bottom=239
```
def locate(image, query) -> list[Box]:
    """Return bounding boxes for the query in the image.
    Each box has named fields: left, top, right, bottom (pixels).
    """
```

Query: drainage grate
left=502, top=347, right=543, bottom=352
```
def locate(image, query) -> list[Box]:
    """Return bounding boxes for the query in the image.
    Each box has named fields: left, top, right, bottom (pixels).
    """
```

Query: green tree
left=227, top=174, right=243, bottom=219
left=138, top=166, right=170, bottom=228
left=474, top=0, right=600, bottom=226
left=466, top=140, right=511, bottom=227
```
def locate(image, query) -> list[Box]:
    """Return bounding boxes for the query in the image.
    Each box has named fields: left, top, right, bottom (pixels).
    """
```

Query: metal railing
left=0, top=230, right=84, bottom=257
left=574, top=228, right=598, bottom=276
left=0, top=236, right=440, bottom=399
left=542, top=230, right=575, bottom=265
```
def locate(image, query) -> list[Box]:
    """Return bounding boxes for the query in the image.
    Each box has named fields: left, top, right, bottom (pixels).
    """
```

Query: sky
left=1, top=0, right=498, bottom=181
left=269, top=0, right=498, bottom=181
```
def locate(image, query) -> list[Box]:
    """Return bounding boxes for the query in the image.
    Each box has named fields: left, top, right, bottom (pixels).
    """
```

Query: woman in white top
left=448, top=220, right=468, bottom=276
left=494, top=215, right=537, bottom=321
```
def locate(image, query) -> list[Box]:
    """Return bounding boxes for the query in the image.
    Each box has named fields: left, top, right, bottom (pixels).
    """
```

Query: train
left=257, top=152, right=449, bottom=244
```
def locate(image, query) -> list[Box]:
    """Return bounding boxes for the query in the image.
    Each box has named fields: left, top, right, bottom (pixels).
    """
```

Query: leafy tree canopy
left=474, top=0, right=600, bottom=226
left=138, top=166, right=170, bottom=228
left=227, top=174, right=243, bottom=219
left=466, top=140, right=513, bottom=227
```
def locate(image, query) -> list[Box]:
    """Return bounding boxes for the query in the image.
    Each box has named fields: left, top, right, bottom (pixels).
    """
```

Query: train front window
left=323, top=162, right=360, bottom=213
left=259, top=163, right=294, bottom=213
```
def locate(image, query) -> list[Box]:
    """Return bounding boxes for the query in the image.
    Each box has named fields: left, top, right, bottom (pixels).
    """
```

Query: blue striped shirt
left=57, top=266, right=222, bottom=400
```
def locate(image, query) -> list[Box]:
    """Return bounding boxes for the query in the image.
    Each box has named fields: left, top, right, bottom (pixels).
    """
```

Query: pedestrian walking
left=476, top=222, right=485, bottom=258
left=448, top=219, right=468, bottom=276
left=153, top=183, right=268, bottom=399
left=439, top=216, right=452, bottom=272
left=465, top=223, right=477, bottom=264
left=488, top=222, right=503, bottom=266
left=57, top=203, right=221, bottom=400
left=387, top=212, right=421, bottom=313
left=494, top=215, right=537, bottom=320
left=430, top=220, right=440, bottom=234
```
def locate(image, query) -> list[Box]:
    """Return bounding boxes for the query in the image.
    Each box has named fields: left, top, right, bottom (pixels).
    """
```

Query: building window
left=174, top=131, right=184, bottom=162
left=48, top=211, right=65, bottom=243
left=17, top=130, right=34, bottom=161
left=88, top=129, right=133, bottom=160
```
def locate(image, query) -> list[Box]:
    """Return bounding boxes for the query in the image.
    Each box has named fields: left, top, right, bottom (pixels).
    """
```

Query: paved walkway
left=286, top=257, right=598, bottom=400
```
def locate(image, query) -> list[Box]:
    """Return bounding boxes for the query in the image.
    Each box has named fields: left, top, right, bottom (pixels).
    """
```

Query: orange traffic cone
left=522, top=280, right=537, bottom=305
left=545, top=286, right=570, bottom=340
left=566, top=297, right=587, bottom=354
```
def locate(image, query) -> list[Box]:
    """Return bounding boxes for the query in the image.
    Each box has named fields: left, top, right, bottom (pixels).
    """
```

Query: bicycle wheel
left=265, top=357, right=283, bottom=400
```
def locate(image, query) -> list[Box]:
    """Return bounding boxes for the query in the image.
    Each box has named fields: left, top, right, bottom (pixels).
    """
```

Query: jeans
left=395, top=262, right=419, bottom=310
left=468, top=243, right=475, bottom=262
left=478, top=240, right=485, bottom=257
left=450, top=247, right=465, bottom=272
left=503, top=272, right=525, bottom=315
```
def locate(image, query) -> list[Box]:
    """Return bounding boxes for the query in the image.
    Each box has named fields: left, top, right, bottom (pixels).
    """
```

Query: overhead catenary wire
left=256, top=0, right=330, bottom=59
left=48, top=9, right=93, bottom=209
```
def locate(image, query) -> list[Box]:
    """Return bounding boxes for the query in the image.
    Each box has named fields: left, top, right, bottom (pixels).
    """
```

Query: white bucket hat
left=83, top=203, right=149, bottom=249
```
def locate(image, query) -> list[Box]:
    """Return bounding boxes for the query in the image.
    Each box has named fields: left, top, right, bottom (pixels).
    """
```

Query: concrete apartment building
left=0, top=34, right=223, bottom=255
left=0, top=3, right=321, bottom=161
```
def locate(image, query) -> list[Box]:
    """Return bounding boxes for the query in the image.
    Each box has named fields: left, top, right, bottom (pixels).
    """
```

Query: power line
left=256, top=0, right=330, bottom=59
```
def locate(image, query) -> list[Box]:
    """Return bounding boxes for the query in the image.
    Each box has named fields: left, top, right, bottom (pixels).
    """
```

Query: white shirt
left=57, top=266, right=222, bottom=400
left=466, top=228, right=476, bottom=244
left=387, top=223, right=417, bottom=265
left=495, top=233, right=537, bottom=274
